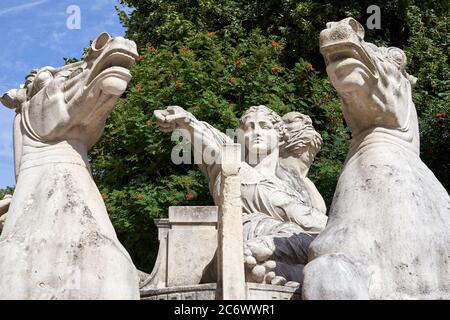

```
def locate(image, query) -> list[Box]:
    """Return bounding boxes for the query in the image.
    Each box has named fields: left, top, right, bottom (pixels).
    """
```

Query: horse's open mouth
left=87, top=49, right=137, bottom=86
left=321, top=42, right=378, bottom=79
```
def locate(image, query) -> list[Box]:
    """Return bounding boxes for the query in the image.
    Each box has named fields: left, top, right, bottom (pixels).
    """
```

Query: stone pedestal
left=140, top=205, right=301, bottom=300
left=141, top=283, right=301, bottom=300
left=140, top=206, right=218, bottom=290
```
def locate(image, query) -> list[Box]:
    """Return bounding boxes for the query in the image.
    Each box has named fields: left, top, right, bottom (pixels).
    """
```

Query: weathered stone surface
left=140, top=206, right=218, bottom=290
left=0, top=33, right=140, bottom=299
left=302, top=17, right=450, bottom=300
left=169, top=205, right=218, bottom=223
left=217, top=144, right=246, bottom=299
left=141, top=283, right=301, bottom=300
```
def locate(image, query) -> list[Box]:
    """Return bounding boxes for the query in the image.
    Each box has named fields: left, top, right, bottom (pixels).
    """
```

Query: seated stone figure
left=154, top=105, right=327, bottom=285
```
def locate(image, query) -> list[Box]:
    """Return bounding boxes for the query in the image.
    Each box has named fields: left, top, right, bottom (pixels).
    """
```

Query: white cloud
left=51, top=30, right=67, bottom=42
left=0, top=0, right=48, bottom=17
left=92, top=0, right=117, bottom=11
left=40, top=31, right=69, bottom=55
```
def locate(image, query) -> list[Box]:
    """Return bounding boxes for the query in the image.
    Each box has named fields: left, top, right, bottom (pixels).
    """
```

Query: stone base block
left=141, top=283, right=301, bottom=300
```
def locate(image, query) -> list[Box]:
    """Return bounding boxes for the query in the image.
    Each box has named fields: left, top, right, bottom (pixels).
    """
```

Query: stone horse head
left=2, top=32, right=138, bottom=175
left=0, top=33, right=141, bottom=299
left=302, top=18, right=450, bottom=300
left=319, top=17, right=419, bottom=157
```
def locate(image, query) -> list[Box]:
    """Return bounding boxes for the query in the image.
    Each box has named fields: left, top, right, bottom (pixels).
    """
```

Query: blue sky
left=0, top=0, right=130, bottom=188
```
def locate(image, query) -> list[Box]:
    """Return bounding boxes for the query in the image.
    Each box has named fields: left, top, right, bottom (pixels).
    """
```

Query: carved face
left=241, top=111, right=280, bottom=161
left=282, top=112, right=312, bottom=132
left=1, top=33, right=138, bottom=148
left=281, top=111, right=322, bottom=160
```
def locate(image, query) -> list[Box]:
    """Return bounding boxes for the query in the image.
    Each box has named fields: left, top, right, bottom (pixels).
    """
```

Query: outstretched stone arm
left=154, top=106, right=233, bottom=197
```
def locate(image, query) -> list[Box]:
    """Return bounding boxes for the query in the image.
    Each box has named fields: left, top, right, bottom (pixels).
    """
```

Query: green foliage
left=85, top=0, right=449, bottom=272
left=0, top=187, right=14, bottom=199
left=63, top=57, right=79, bottom=65
left=91, top=25, right=349, bottom=271
left=404, top=5, right=450, bottom=190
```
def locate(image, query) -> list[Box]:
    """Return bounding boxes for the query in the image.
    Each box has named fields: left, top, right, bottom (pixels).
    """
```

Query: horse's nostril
left=92, top=32, right=111, bottom=51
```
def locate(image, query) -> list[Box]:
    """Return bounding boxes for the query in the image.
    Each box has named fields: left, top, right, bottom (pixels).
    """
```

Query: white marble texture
left=302, top=18, right=450, bottom=300
left=0, top=33, right=140, bottom=299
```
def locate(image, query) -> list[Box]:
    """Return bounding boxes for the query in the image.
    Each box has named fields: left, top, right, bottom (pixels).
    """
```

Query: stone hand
left=153, top=106, right=193, bottom=133
left=244, top=237, right=287, bottom=285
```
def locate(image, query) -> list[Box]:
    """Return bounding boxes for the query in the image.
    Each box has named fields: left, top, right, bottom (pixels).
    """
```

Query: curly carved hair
left=239, top=105, right=288, bottom=141
left=281, top=111, right=322, bottom=159
left=238, top=105, right=322, bottom=164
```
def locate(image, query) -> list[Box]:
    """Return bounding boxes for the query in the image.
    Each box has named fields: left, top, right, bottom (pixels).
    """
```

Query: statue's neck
left=346, top=125, right=420, bottom=164
left=249, top=149, right=279, bottom=178
left=342, top=94, right=420, bottom=162
left=19, top=134, right=89, bottom=173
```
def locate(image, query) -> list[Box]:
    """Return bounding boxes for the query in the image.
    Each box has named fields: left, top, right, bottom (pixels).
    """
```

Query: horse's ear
left=1, top=89, right=19, bottom=109
left=1, top=88, right=26, bottom=109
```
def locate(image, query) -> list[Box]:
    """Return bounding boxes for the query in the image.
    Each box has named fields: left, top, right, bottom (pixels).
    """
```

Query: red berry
left=186, top=193, right=194, bottom=200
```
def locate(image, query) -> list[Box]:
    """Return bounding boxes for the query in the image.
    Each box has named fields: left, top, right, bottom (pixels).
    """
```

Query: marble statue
left=0, top=33, right=141, bottom=299
left=302, top=18, right=450, bottom=299
left=154, top=105, right=327, bottom=285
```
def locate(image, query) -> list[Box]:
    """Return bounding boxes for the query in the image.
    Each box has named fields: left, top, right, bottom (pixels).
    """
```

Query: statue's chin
left=100, top=76, right=129, bottom=96
left=247, top=146, right=279, bottom=166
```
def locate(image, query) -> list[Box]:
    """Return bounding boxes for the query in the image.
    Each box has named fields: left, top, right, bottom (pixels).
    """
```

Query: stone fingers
left=246, top=242, right=273, bottom=262
left=153, top=109, right=168, bottom=122
left=271, top=276, right=287, bottom=286
left=244, top=250, right=282, bottom=285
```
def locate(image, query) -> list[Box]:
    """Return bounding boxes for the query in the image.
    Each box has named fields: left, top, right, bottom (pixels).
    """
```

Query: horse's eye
left=69, top=68, right=83, bottom=79
left=34, top=70, right=53, bottom=92
left=387, top=47, right=406, bottom=68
